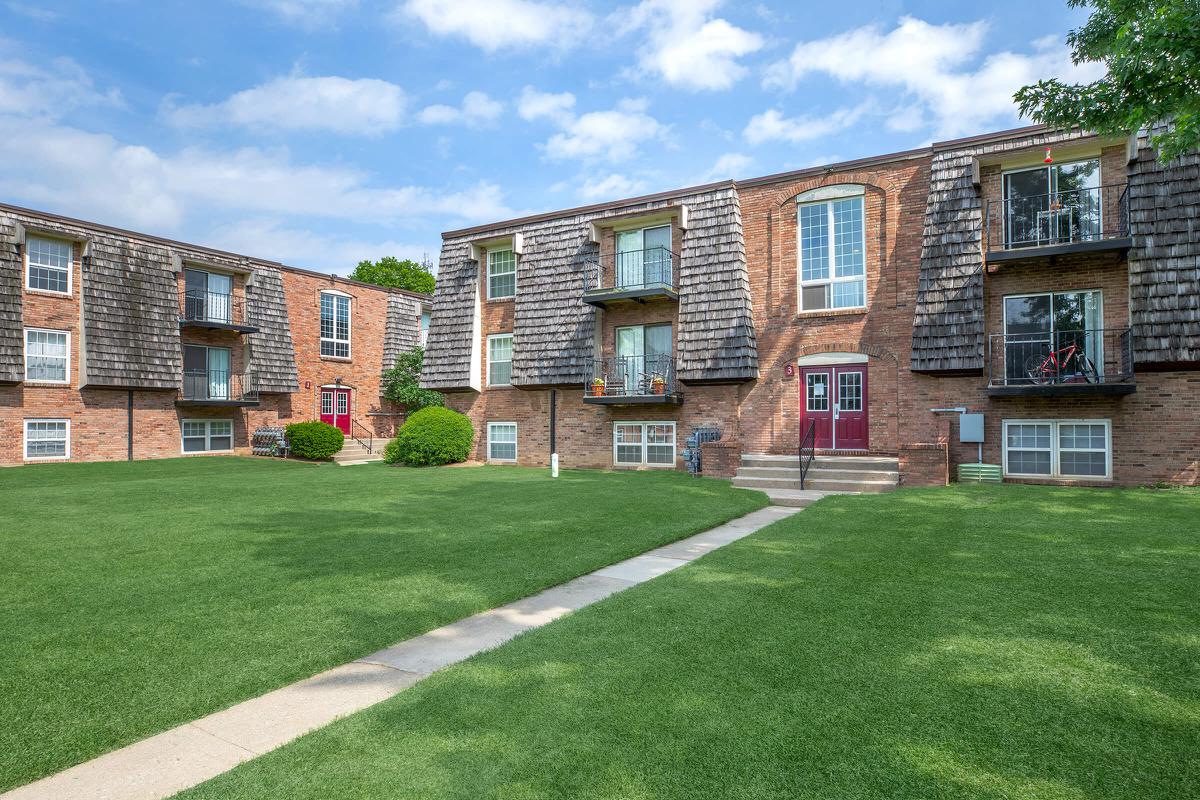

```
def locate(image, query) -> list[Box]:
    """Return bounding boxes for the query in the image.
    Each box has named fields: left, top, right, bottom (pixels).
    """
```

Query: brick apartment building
left=0, top=204, right=430, bottom=466
left=421, top=124, right=1199, bottom=488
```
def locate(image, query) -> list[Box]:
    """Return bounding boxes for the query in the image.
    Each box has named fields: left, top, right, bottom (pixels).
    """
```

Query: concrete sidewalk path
left=4, top=504, right=801, bottom=800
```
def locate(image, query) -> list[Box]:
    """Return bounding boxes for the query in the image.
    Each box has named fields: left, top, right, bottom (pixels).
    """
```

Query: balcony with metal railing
left=582, top=247, right=679, bottom=308
left=177, top=369, right=261, bottom=407
left=180, top=290, right=259, bottom=333
left=986, top=327, right=1136, bottom=397
left=984, top=184, right=1131, bottom=264
left=584, top=354, right=682, bottom=405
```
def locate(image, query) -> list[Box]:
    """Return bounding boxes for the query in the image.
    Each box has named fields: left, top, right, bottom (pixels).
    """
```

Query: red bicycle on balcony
left=1024, top=339, right=1099, bottom=385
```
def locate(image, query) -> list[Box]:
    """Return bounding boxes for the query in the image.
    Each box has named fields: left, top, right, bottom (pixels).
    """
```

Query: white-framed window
left=613, top=421, right=676, bottom=467
left=24, top=419, right=69, bottom=460
left=488, top=333, right=512, bottom=386
left=797, top=185, right=866, bottom=311
left=487, top=422, right=517, bottom=461
left=25, top=235, right=72, bottom=294
left=181, top=419, right=234, bottom=453
left=487, top=248, right=516, bottom=299
left=320, top=291, right=351, bottom=358
left=420, top=311, right=431, bottom=346
left=1003, top=419, right=1111, bottom=480
left=24, top=328, right=69, bottom=384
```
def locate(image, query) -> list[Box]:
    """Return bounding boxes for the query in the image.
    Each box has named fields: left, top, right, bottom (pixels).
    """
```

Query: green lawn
left=0, top=457, right=766, bottom=791
left=178, top=484, right=1199, bottom=800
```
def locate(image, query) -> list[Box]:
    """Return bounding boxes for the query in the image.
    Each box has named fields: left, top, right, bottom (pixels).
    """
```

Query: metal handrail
left=984, top=183, right=1129, bottom=251
left=799, top=419, right=816, bottom=490
left=351, top=419, right=374, bottom=454
left=986, top=327, right=1134, bottom=387
left=583, top=246, right=678, bottom=292
left=182, top=289, right=249, bottom=326
left=181, top=369, right=260, bottom=401
left=588, top=354, right=677, bottom=398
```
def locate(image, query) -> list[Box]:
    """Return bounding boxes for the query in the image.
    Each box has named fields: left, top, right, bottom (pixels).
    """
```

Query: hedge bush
left=285, top=421, right=345, bottom=460
left=385, top=407, right=474, bottom=466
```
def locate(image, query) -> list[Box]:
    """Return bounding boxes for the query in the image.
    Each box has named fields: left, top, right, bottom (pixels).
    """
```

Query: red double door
left=320, top=387, right=352, bottom=434
left=799, top=364, right=869, bottom=451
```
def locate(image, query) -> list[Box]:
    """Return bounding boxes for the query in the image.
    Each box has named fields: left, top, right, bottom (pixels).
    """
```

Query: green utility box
left=958, top=463, right=1003, bottom=483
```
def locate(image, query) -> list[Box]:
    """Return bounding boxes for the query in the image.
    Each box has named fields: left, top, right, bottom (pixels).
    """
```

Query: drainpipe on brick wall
left=127, top=390, right=134, bottom=461
left=550, top=389, right=559, bottom=478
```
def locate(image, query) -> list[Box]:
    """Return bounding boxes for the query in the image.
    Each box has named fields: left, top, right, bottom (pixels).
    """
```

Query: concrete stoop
left=333, top=441, right=384, bottom=465
left=733, top=453, right=899, bottom=505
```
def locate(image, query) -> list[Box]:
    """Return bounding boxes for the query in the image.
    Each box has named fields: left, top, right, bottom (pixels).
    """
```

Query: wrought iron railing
left=351, top=418, right=374, bottom=454
left=985, top=184, right=1129, bottom=251
left=799, top=419, right=816, bottom=490
left=182, top=290, right=250, bottom=326
left=583, top=247, right=678, bottom=292
left=986, top=327, right=1134, bottom=387
left=587, top=354, right=677, bottom=398
left=181, top=369, right=260, bottom=402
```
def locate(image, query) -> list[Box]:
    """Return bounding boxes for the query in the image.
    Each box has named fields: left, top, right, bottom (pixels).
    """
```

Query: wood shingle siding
left=382, top=292, right=422, bottom=373
left=247, top=266, right=300, bottom=393
left=83, top=237, right=182, bottom=389
left=1127, top=124, right=1200, bottom=364
left=421, top=241, right=476, bottom=390
left=424, top=185, right=758, bottom=389
left=0, top=216, right=22, bottom=383
left=912, top=127, right=1093, bottom=371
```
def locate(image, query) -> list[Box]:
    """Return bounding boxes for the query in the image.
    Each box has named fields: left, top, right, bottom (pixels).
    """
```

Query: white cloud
left=418, top=91, right=503, bottom=126
left=619, top=0, right=763, bottom=91
left=743, top=104, right=869, bottom=145
left=398, top=0, right=592, bottom=52
left=164, top=75, right=406, bottom=135
left=578, top=173, right=648, bottom=201
left=242, top=0, right=357, bottom=28
left=533, top=97, right=667, bottom=162
left=764, top=16, right=1105, bottom=137
left=705, top=152, right=753, bottom=179
left=0, top=51, right=124, bottom=116
left=517, top=86, right=576, bottom=125
left=210, top=219, right=434, bottom=273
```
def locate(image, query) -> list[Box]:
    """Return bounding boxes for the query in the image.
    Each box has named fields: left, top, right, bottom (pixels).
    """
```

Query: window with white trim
left=488, top=333, right=512, bottom=386
left=487, top=249, right=516, bottom=299
left=420, top=311, right=431, bottom=346
left=1003, top=419, right=1111, bottom=479
left=613, top=422, right=676, bottom=467
left=25, top=328, right=69, bottom=383
left=798, top=186, right=866, bottom=311
left=24, top=419, right=69, bottom=460
left=26, top=235, right=72, bottom=294
left=320, top=291, right=351, bottom=358
left=487, top=422, right=517, bottom=461
left=182, top=419, right=234, bottom=453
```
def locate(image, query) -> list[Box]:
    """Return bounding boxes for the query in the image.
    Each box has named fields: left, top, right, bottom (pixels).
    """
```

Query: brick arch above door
left=795, top=341, right=899, bottom=364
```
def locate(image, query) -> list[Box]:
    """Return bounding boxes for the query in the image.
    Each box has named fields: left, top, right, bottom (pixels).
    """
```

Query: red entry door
left=320, top=387, right=351, bottom=434
left=799, top=364, right=869, bottom=451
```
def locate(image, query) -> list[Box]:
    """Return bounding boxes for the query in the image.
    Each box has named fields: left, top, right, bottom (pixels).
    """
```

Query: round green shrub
left=285, top=421, right=344, bottom=460
left=387, top=407, right=474, bottom=466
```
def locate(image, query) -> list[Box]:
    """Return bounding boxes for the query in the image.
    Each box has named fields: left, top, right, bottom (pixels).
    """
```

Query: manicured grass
left=0, top=457, right=766, bottom=790
left=180, top=485, right=1199, bottom=800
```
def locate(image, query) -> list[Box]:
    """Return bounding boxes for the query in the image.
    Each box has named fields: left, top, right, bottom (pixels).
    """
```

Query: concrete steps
left=733, top=454, right=899, bottom=503
left=333, top=441, right=385, bottom=465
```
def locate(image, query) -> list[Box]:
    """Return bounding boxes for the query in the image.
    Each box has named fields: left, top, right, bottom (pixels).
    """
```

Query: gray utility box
left=959, top=413, right=985, bottom=443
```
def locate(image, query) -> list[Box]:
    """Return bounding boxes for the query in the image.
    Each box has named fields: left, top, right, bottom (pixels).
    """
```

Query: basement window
left=613, top=422, right=676, bottom=467
left=1003, top=419, right=1111, bottom=480
left=487, top=422, right=517, bottom=461
left=182, top=419, right=234, bottom=453
left=24, top=419, right=69, bottom=460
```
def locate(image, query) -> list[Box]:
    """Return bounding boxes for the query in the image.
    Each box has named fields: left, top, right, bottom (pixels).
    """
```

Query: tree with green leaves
left=382, top=346, right=444, bottom=411
left=1015, top=0, right=1200, bottom=161
left=350, top=256, right=436, bottom=294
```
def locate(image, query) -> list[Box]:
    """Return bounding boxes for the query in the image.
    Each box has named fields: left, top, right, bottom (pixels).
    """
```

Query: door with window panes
left=615, top=225, right=671, bottom=289
left=799, top=364, right=868, bottom=451
left=1003, top=291, right=1102, bottom=384
left=1003, top=160, right=1101, bottom=248
left=615, top=324, right=671, bottom=395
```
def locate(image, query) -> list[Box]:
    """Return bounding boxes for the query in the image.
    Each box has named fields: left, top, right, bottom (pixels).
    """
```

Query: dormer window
left=320, top=290, right=351, bottom=358
left=487, top=249, right=516, bottom=299
left=797, top=185, right=866, bottom=312
left=25, top=235, right=72, bottom=295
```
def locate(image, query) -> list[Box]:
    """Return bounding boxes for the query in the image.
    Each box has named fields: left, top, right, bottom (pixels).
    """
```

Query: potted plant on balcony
left=650, top=373, right=667, bottom=395
left=591, top=377, right=606, bottom=397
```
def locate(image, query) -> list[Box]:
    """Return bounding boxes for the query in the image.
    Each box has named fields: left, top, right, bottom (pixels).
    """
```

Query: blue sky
left=0, top=0, right=1100, bottom=273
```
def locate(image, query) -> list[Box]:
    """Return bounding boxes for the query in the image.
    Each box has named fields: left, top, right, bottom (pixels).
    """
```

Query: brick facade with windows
left=0, top=205, right=429, bottom=466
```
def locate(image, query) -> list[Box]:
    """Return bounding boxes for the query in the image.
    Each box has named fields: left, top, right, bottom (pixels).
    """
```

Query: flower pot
left=652, top=383, right=665, bottom=395
left=591, top=384, right=605, bottom=397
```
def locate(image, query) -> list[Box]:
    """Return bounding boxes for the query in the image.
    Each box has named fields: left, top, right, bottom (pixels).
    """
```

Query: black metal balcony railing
left=985, top=184, right=1129, bottom=251
left=584, top=247, right=677, bottom=292
left=182, top=290, right=250, bottom=327
left=588, top=354, right=677, bottom=398
left=987, top=327, right=1134, bottom=387
left=181, top=369, right=260, bottom=402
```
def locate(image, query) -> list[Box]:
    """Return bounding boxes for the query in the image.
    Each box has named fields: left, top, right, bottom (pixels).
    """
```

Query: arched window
left=796, top=184, right=866, bottom=312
